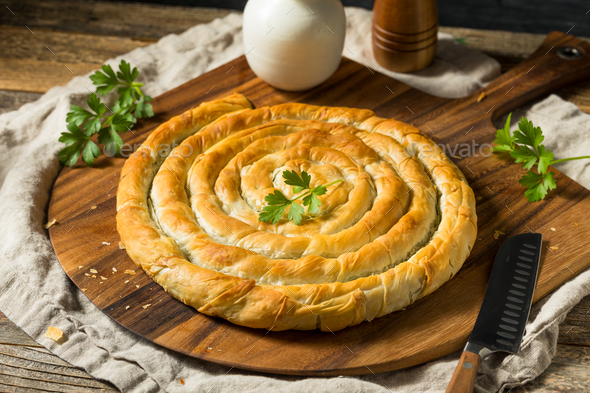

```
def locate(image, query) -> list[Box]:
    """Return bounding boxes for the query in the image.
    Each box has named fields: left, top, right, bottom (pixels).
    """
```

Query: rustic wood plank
left=512, top=344, right=590, bottom=392
left=1, top=0, right=230, bottom=40
left=0, top=26, right=150, bottom=93
left=1, top=5, right=588, bottom=113
left=0, top=344, right=74, bottom=368
left=558, top=295, right=590, bottom=347
left=0, top=312, right=41, bottom=347
left=0, top=314, right=117, bottom=392
left=0, top=25, right=153, bottom=64
left=0, top=355, right=112, bottom=389
left=0, top=343, right=117, bottom=392
left=0, top=91, right=43, bottom=114
left=0, top=373, right=113, bottom=393
left=1, top=24, right=588, bottom=113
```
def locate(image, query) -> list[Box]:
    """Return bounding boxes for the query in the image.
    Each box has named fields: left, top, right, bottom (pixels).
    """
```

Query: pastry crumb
left=90, top=269, right=98, bottom=274
left=43, top=219, right=58, bottom=229
left=124, top=280, right=129, bottom=284
left=136, top=285, right=140, bottom=288
left=574, top=223, right=579, bottom=226
left=476, top=196, right=482, bottom=201
left=126, top=305, right=130, bottom=310
left=453, top=155, right=461, bottom=159
left=100, top=276, right=108, bottom=280
left=45, top=326, right=64, bottom=342
left=84, top=273, right=90, bottom=276
left=142, top=304, right=151, bottom=309
left=91, top=205, right=97, bottom=210
left=99, top=282, right=103, bottom=284
left=550, top=246, right=559, bottom=250
left=493, top=230, right=505, bottom=240
left=112, top=267, right=117, bottom=272
left=102, top=241, right=111, bottom=246
left=119, top=241, right=126, bottom=250
left=550, top=227, right=556, bottom=231
left=205, top=347, right=212, bottom=353
left=78, top=265, right=83, bottom=269
left=477, top=92, right=486, bottom=102
left=180, top=378, right=185, bottom=385
left=82, top=288, right=87, bottom=292
left=125, top=269, right=136, bottom=275
left=91, top=275, right=97, bottom=278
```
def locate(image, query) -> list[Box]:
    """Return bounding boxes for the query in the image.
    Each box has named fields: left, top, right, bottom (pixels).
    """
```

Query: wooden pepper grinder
left=372, top=0, right=438, bottom=73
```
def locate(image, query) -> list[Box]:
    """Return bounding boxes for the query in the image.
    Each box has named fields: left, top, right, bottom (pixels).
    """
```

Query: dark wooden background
left=0, top=0, right=589, bottom=391
left=97, top=0, right=590, bottom=36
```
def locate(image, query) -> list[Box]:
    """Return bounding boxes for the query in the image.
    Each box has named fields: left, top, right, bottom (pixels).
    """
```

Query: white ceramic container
left=243, top=0, right=346, bottom=91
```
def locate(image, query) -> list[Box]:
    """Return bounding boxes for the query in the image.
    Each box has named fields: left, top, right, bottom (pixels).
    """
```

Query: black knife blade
left=466, top=232, right=542, bottom=357
left=446, top=233, right=543, bottom=393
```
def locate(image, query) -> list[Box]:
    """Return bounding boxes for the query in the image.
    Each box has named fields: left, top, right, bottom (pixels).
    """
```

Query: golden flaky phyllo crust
left=116, top=93, right=477, bottom=332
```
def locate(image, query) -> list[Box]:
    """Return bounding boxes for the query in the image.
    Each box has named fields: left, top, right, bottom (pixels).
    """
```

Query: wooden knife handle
left=445, top=351, right=482, bottom=393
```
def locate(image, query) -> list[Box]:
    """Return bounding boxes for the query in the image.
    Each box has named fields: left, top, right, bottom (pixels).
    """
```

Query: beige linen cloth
left=1, top=8, right=589, bottom=393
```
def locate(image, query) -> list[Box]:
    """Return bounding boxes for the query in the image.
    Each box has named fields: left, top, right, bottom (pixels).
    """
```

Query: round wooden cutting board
left=48, top=32, right=590, bottom=376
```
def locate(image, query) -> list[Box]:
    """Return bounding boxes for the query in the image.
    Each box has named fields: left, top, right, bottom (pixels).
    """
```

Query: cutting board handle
left=428, top=31, right=590, bottom=132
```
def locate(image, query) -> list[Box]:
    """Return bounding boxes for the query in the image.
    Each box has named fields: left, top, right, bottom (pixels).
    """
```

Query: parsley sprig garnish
left=58, top=60, right=154, bottom=166
left=258, top=170, right=343, bottom=225
left=494, top=113, right=590, bottom=202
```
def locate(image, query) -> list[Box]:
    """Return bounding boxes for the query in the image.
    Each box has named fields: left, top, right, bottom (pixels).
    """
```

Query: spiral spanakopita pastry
left=116, top=93, right=477, bottom=332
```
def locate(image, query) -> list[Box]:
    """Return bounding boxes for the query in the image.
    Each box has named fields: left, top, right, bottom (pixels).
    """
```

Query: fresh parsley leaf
left=264, top=190, right=291, bottom=205
left=519, top=171, right=556, bottom=202
left=135, top=96, right=154, bottom=118
left=87, top=93, right=106, bottom=115
left=110, top=113, right=135, bottom=132
left=81, top=140, right=101, bottom=166
left=536, top=145, right=554, bottom=174
left=515, top=117, right=544, bottom=148
left=510, top=145, right=538, bottom=170
left=83, top=117, right=102, bottom=136
left=90, top=64, right=120, bottom=96
left=312, top=184, right=327, bottom=196
left=116, top=85, right=135, bottom=108
left=117, top=60, right=139, bottom=84
left=259, top=204, right=288, bottom=225
left=59, top=122, right=88, bottom=146
left=98, top=125, right=124, bottom=155
left=58, top=123, right=88, bottom=166
left=303, top=192, right=322, bottom=215
left=66, top=105, right=94, bottom=126
left=58, top=142, right=84, bottom=167
left=493, top=113, right=515, bottom=152
left=283, top=170, right=311, bottom=190
left=287, top=202, right=304, bottom=225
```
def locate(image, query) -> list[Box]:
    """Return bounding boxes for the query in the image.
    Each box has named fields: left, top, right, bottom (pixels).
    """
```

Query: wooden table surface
left=0, top=1, right=589, bottom=392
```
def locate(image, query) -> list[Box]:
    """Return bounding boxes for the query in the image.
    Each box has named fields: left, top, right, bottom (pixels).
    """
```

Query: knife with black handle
left=446, top=232, right=543, bottom=393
